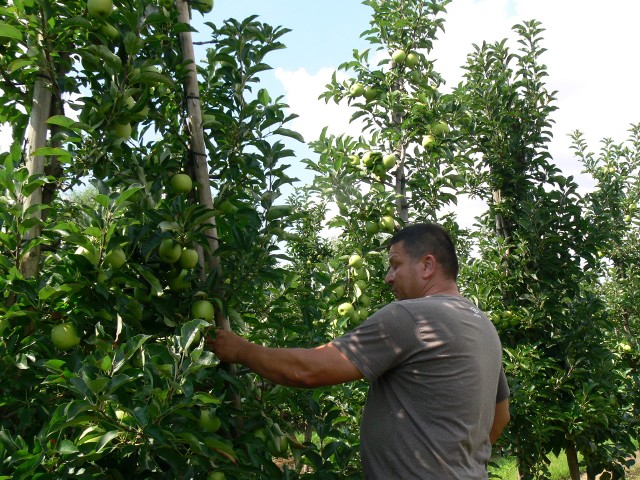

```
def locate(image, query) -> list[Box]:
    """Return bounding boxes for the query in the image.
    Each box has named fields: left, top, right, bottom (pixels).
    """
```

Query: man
left=210, top=222, right=510, bottom=479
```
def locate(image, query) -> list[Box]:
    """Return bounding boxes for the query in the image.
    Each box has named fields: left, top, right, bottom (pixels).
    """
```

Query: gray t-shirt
left=331, top=294, right=508, bottom=479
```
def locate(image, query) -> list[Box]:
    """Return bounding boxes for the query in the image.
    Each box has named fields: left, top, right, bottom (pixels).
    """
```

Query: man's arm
left=490, top=398, right=510, bottom=444
left=208, top=329, right=364, bottom=388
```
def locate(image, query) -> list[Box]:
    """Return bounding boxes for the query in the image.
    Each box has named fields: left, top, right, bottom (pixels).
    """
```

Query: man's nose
left=385, top=269, right=393, bottom=285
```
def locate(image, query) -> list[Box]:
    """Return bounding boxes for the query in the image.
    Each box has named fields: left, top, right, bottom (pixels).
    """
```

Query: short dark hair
left=388, top=223, right=459, bottom=280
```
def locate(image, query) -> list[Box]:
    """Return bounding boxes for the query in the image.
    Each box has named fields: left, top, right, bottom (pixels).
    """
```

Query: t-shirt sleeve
left=331, top=302, right=419, bottom=381
left=496, top=365, right=510, bottom=402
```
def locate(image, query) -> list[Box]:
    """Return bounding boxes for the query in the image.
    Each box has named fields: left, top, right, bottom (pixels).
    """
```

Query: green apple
left=422, top=134, right=437, bottom=148
left=405, top=52, right=419, bottom=68
left=158, top=238, right=182, bottom=264
left=354, top=279, right=368, bottom=292
left=104, top=247, right=126, bottom=269
left=133, top=286, right=152, bottom=303
left=193, top=0, right=213, bottom=13
left=362, top=151, right=380, bottom=167
left=199, top=409, right=221, bottom=432
left=167, top=269, right=190, bottom=291
left=431, top=120, right=450, bottom=136
left=332, top=285, right=345, bottom=298
left=359, top=294, right=371, bottom=306
left=254, top=428, right=268, bottom=442
left=179, top=248, right=199, bottom=269
left=365, top=221, right=379, bottom=235
left=348, top=254, right=363, bottom=268
left=266, top=205, right=292, bottom=221
left=87, top=0, right=113, bottom=18
left=354, top=267, right=368, bottom=280
left=125, top=96, right=149, bottom=120
left=391, top=49, right=407, bottom=64
left=382, top=154, right=397, bottom=170
left=112, top=122, right=132, bottom=140
left=207, top=473, right=225, bottom=480
left=51, top=323, right=81, bottom=350
left=338, top=302, right=355, bottom=317
left=115, top=409, right=133, bottom=424
left=268, top=435, right=289, bottom=456
left=349, top=82, right=364, bottom=97
left=99, top=22, right=120, bottom=41
left=348, top=154, right=361, bottom=167
left=170, top=173, right=192, bottom=194
left=357, top=307, right=369, bottom=320
left=191, top=300, right=215, bottom=321
left=379, top=215, right=395, bottom=232
left=218, top=199, right=238, bottom=214
left=363, top=86, right=378, bottom=101
left=99, top=355, right=112, bottom=372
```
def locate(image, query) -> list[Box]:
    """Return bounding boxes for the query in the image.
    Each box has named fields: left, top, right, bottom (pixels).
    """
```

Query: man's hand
left=207, top=329, right=248, bottom=364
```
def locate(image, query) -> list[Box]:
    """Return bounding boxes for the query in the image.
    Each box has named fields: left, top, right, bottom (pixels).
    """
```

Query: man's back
left=332, top=295, right=504, bottom=479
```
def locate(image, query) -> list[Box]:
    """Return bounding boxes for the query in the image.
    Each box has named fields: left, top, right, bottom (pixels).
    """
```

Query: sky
left=206, top=0, right=640, bottom=224
left=204, top=0, right=640, bottom=173
left=2, top=0, right=640, bottom=225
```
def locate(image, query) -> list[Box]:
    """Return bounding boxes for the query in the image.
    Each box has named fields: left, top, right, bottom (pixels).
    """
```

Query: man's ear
left=422, top=254, right=436, bottom=278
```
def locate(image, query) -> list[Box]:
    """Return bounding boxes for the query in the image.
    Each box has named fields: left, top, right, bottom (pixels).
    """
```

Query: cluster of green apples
left=333, top=253, right=376, bottom=324
left=347, top=149, right=398, bottom=181
left=421, top=120, right=451, bottom=149
left=253, top=425, right=291, bottom=458
left=84, top=0, right=212, bottom=144
left=390, top=48, right=420, bottom=68
left=348, top=49, right=421, bottom=103
left=57, top=239, right=132, bottom=349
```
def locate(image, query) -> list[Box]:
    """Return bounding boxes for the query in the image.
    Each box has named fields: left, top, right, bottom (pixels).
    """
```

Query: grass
left=489, top=452, right=573, bottom=480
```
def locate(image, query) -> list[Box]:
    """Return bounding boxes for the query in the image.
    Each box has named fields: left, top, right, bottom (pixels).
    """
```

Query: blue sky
left=209, top=1, right=372, bottom=72
left=197, top=0, right=640, bottom=222
left=2, top=0, right=640, bottom=224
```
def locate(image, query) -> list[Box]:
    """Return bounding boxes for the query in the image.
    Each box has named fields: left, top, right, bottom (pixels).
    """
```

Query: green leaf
left=46, top=115, right=78, bottom=129
left=193, top=392, right=221, bottom=405
left=8, top=59, right=33, bottom=73
left=0, top=21, right=22, bottom=40
left=273, top=127, right=304, bottom=143
left=180, top=318, right=208, bottom=351
left=94, top=194, right=110, bottom=208
left=83, top=226, right=103, bottom=238
left=30, top=147, right=71, bottom=162
left=114, top=186, right=143, bottom=207
left=58, top=439, right=79, bottom=455
left=95, top=431, right=120, bottom=453
left=257, top=88, right=271, bottom=106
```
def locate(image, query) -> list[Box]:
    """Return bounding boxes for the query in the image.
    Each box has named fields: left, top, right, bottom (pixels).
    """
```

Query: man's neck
left=422, top=279, right=460, bottom=297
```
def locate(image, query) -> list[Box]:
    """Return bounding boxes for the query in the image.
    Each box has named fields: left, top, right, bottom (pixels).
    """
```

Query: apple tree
left=0, top=0, right=313, bottom=477
left=287, top=0, right=471, bottom=472
left=456, top=20, right=638, bottom=479
left=571, top=125, right=640, bottom=479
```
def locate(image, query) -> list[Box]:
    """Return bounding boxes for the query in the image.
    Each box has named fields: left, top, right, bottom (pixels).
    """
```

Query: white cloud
left=0, top=123, right=12, bottom=152
left=432, top=0, right=640, bottom=184
left=274, top=66, right=365, bottom=142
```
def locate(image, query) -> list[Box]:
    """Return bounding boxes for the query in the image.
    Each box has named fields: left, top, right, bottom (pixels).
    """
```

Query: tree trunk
left=492, top=188, right=509, bottom=240
left=21, top=74, right=53, bottom=279
left=566, top=443, right=581, bottom=480
left=175, top=0, right=230, bottom=333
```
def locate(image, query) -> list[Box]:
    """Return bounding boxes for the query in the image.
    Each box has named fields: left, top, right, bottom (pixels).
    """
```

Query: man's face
left=385, top=241, right=425, bottom=300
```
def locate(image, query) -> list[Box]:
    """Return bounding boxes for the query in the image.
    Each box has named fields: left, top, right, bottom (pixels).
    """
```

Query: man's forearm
left=236, top=342, right=318, bottom=388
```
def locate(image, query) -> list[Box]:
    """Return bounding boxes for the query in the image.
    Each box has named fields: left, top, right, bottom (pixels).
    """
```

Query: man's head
left=385, top=223, right=459, bottom=299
